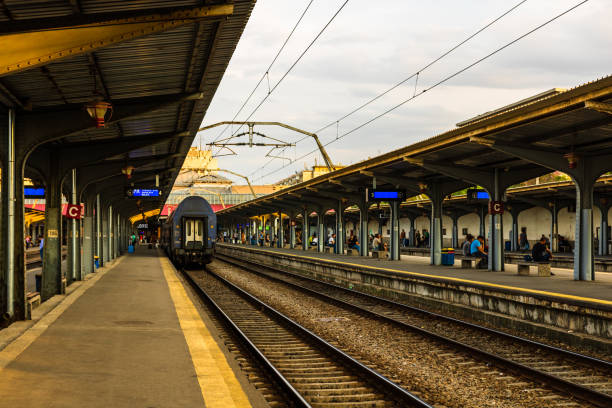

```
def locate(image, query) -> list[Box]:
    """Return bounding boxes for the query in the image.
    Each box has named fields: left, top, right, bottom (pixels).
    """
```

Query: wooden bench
left=372, top=250, right=388, bottom=259
left=346, top=248, right=359, bottom=256
left=26, top=292, right=41, bottom=319
left=324, top=247, right=334, bottom=253
left=517, top=262, right=551, bottom=277
left=283, top=244, right=291, bottom=249
left=309, top=246, right=318, bottom=251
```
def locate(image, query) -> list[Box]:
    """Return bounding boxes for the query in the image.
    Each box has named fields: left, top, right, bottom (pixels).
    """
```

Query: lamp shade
left=85, top=101, right=112, bottom=128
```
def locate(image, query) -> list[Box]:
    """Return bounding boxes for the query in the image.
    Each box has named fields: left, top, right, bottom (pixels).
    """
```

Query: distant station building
left=162, top=147, right=284, bottom=215
left=275, top=163, right=346, bottom=187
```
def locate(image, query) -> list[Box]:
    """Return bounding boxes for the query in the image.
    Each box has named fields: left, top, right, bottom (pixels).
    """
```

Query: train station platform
left=0, top=247, right=255, bottom=408
left=217, top=243, right=612, bottom=349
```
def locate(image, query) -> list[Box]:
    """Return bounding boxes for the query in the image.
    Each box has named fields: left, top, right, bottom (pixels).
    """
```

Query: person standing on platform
left=519, top=227, right=529, bottom=251
left=39, top=235, right=44, bottom=261
left=400, top=229, right=406, bottom=247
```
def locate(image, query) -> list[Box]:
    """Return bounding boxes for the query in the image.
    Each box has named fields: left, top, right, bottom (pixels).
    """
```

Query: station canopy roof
left=0, top=1, right=255, bottom=217
left=218, top=76, right=612, bottom=218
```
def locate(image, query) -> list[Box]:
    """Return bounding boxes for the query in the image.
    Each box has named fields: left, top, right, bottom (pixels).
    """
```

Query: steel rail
left=180, top=266, right=432, bottom=408
left=216, top=253, right=612, bottom=408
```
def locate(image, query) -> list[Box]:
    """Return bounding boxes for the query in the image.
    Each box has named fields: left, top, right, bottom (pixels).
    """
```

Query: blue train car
left=162, top=196, right=216, bottom=266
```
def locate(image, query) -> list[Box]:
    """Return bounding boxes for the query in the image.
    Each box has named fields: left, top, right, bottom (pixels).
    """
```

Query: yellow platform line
left=245, top=246, right=612, bottom=307
left=160, top=257, right=252, bottom=408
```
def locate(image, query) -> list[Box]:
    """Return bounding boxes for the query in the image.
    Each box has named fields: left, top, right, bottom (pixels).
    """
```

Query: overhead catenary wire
left=249, top=0, right=530, bottom=177
left=209, top=0, right=316, bottom=146
left=225, top=0, right=351, bottom=144
left=254, top=0, right=590, bottom=183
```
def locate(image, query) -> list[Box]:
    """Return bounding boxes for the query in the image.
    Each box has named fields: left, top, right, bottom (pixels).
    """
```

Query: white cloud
left=198, top=0, right=612, bottom=184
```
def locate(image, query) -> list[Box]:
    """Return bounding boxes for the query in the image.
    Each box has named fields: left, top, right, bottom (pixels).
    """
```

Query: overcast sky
left=196, top=0, right=611, bottom=185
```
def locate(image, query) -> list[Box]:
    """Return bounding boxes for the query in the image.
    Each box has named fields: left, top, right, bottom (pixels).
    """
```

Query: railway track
left=180, top=266, right=432, bottom=408
left=215, top=253, right=612, bottom=408
left=25, top=249, right=67, bottom=269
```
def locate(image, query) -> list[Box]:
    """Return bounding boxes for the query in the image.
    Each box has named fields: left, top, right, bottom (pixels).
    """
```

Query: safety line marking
left=0, top=256, right=125, bottom=370
left=159, top=257, right=252, bottom=408
left=237, top=246, right=612, bottom=307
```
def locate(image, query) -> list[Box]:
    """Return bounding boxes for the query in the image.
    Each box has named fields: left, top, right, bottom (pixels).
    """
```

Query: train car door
left=195, top=218, right=205, bottom=247
left=185, top=218, right=195, bottom=248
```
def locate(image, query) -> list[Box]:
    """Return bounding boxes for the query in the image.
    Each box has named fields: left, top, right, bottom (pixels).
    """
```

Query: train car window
left=186, top=220, right=191, bottom=236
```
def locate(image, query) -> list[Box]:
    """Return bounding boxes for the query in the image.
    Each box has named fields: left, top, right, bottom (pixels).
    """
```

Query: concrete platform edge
left=218, top=244, right=612, bottom=351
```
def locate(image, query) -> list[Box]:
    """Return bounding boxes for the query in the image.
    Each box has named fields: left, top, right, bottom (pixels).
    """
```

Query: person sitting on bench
left=470, top=235, right=488, bottom=268
left=372, top=234, right=382, bottom=251
left=532, top=235, right=553, bottom=262
left=347, top=231, right=360, bottom=252
left=461, top=234, right=474, bottom=257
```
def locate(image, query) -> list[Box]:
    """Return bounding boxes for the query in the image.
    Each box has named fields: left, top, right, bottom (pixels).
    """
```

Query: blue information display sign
left=24, top=187, right=45, bottom=198
left=467, top=189, right=489, bottom=201
left=125, top=188, right=162, bottom=198
left=367, top=189, right=406, bottom=202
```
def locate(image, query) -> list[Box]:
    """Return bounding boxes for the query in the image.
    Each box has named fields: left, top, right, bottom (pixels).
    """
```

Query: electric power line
left=209, top=0, right=316, bottom=145
left=254, top=0, right=589, bottom=183
left=249, top=0, right=530, bottom=177
left=223, top=0, right=351, bottom=143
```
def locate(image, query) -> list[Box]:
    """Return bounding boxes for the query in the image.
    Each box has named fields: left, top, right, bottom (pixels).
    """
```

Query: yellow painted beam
left=0, top=5, right=233, bottom=77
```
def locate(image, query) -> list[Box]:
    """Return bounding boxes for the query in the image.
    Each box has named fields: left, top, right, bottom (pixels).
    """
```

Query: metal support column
left=479, top=206, right=486, bottom=238
left=428, top=187, right=443, bottom=266
left=2, top=109, right=26, bottom=319
left=550, top=203, right=559, bottom=253
left=451, top=215, right=459, bottom=249
left=82, top=198, right=94, bottom=277
left=601, top=205, right=609, bottom=256
left=96, top=194, right=103, bottom=268
left=575, top=179, right=595, bottom=281
left=102, top=204, right=109, bottom=264
left=42, top=152, right=63, bottom=300
left=70, top=169, right=81, bottom=281
left=290, top=215, right=296, bottom=249
left=318, top=212, right=324, bottom=253
left=302, top=209, right=309, bottom=250
left=408, top=217, right=415, bottom=247
left=510, top=210, right=519, bottom=252
left=489, top=169, right=504, bottom=271
left=336, top=201, right=344, bottom=255
left=115, top=214, right=120, bottom=257
left=277, top=211, right=283, bottom=248
left=359, top=202, right=369, bottom=257
left=390, top=201, right=400, bottom=260
left=108, top=206, right=114, bottom=260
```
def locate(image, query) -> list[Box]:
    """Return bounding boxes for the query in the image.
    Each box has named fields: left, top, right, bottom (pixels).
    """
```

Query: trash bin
left=505, top=241, right=511, bottom=251
left=35, top=273, right=42, bottom=293
left=441, top=248, right=455, bottom=266
left=94, top=256, right=99, bottom=269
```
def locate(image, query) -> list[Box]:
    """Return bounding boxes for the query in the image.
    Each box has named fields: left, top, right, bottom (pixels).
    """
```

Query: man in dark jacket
left=532, top=235, right=553, bottom=262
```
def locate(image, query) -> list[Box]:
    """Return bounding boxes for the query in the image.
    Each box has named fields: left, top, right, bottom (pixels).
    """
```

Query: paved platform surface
left=222, top=244, right=612, bottom=305
left=0, top=247, right=252, bottom=408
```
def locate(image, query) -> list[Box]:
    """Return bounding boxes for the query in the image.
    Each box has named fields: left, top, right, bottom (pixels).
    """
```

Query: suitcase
left=128, top=245, right=134, bottom=253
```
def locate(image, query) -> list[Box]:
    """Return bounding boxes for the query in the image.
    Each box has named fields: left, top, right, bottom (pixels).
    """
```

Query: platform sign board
left=125, top=188, right=162, bottom=198
left=488, top=201, right=505, bottom=215
left=366, top=189, right=406, bottom=202
left=467, top=189, right=489, bottom=202
left=24, top=187, right=45, bottom=198
left=65, top=204, right=82, bottom=219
